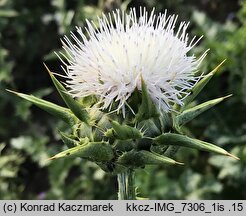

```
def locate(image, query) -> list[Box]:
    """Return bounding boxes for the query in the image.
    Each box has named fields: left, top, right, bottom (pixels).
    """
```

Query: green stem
left=117, top=169, right=135, bottom=200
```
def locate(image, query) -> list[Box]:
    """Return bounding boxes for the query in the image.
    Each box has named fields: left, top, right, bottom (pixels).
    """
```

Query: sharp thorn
left=226, top=153, right=240, bottom=160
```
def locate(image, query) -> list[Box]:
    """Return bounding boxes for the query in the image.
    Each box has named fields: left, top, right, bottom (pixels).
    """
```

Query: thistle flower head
left=60, top=8, right=207, bottom=114
left=10, top=7, right=238, bottom=181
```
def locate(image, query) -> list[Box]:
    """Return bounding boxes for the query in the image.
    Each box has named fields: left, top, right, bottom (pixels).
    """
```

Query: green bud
left=44, top=64, right=89, bottom=123
left=154, top=133, right=239, bottom=159
left=176, top=95, right=232, bottom=127
left=48, top=141, right=114, bottom=162
left=7, top=90, right=77, bottom=127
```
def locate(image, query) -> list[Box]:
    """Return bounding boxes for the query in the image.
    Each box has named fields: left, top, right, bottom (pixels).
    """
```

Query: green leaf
left=140, top=150, right=184, bottom=165
left=181, top=60, right=226, bottom=111
left=7, top=90, right=77, bottom=127
left=117, top=150, right=183, bottom=168
left=44, top=64, right=89, bottom=123
left=111, top=121, right=142, bottom=140
left=135, top=78, right=159, bottom=121
left=48, top=141, right=114, bottom=162
left=154, top=133, right=239, bottom=159
left=176, top=95, right=232, bottom=126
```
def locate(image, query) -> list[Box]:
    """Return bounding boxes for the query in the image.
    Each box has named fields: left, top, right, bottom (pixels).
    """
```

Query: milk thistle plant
left=9, top=8, right=239, bottom=200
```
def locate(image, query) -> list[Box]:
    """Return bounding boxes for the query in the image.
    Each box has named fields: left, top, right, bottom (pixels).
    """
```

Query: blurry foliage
left=0, top=0, right=245, bottom=199
left=0, top=143, right=24, bottom=199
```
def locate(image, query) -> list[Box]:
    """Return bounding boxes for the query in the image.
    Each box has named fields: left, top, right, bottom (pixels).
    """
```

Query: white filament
left=60, top=8, right=207, bottom=115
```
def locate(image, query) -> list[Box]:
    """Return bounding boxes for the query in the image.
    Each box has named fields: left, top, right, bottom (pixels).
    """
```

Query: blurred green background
left=1, top=0, right=246, bottom=199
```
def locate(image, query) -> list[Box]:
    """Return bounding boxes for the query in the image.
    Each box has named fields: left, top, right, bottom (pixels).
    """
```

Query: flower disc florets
left=60, top=8, right=207, bottom=114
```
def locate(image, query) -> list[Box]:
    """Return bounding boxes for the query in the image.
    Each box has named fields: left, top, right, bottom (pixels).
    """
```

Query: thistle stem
left=117, top=169, right=135, bottom=200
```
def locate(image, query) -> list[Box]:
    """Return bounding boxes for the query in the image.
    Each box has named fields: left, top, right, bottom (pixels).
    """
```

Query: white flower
left=59, top=8, right=207, bottom=115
